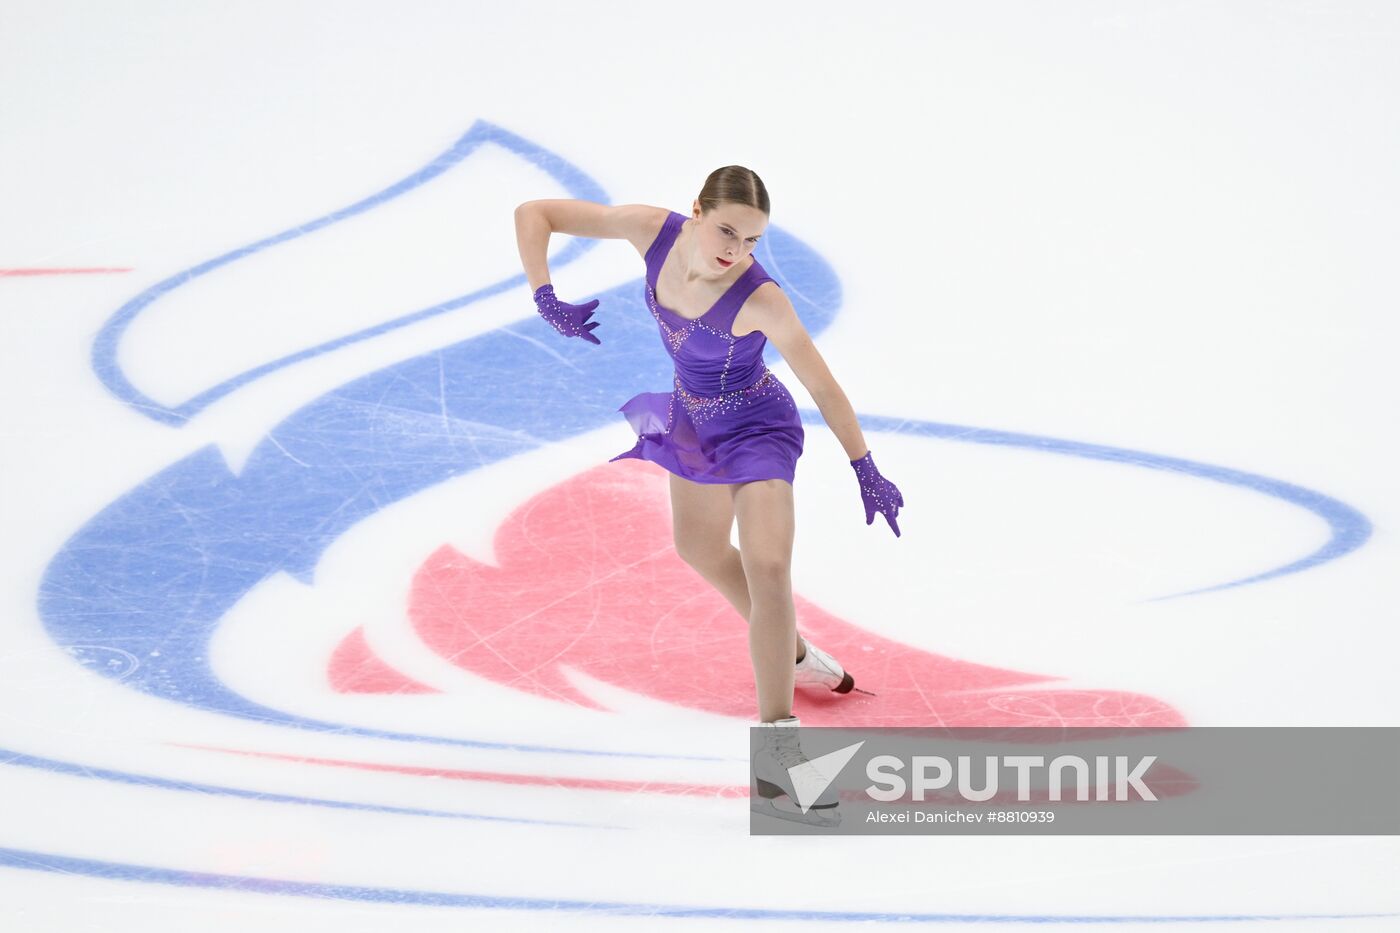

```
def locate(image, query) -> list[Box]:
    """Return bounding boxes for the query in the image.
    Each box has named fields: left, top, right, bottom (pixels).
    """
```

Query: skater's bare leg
left=669, top=474, right=805, bottom=662
left=733, top=477, right=798, bottom=723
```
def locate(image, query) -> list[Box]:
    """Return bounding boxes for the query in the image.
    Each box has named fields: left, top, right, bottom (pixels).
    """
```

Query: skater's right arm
left=515, top=200, right=660, bottom=346
left=514, top=200, right=665, bottom=290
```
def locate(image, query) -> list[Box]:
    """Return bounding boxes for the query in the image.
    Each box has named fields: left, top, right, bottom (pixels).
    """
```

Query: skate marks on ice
left=338, top=458, right=1190, bottom=728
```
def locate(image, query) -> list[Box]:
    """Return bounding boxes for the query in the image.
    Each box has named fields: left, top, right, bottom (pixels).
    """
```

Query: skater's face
left=690, top=201, right=767, bottom=274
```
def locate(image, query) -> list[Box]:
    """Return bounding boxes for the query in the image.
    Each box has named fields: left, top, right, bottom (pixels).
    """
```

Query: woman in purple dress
left=516, top=167, right=903, bottom=822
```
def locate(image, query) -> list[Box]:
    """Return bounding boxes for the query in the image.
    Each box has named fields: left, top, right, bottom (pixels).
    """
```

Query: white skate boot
left=750, top=715, right=842, bottom=827
left=794, top=637, right=861, bottom=694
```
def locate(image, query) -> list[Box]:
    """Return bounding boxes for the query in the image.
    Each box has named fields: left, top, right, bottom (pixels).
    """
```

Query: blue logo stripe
left=90, top=120, right=608, bottom=425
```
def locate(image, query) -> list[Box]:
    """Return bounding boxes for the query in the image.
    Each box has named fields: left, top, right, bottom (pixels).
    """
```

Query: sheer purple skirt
left=609, top=368, right=804, bottom=485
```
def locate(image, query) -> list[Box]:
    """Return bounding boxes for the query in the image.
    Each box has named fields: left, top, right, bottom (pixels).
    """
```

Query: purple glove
left=533, top=284, right=601, bottom=345
left=851, top=450, right=904, bottom=537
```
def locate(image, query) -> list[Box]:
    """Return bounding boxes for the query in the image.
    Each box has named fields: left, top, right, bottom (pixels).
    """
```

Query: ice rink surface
left=2, top=1, right=1398, bottom=929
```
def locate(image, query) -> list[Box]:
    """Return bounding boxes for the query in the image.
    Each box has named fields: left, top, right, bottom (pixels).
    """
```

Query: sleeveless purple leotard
left=609, top=211, right=805, bottom=485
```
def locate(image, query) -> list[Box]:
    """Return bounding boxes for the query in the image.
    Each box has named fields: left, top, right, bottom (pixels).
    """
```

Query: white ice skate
left=750, top=716, right=842, bottom=828
left=794, top=637, right=874, bottom=695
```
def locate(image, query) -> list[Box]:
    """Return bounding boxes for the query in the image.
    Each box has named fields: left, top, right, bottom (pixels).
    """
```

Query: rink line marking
left=0, top=267, right=133, bottom=276
left=1, top=844, right=1397, bottom=923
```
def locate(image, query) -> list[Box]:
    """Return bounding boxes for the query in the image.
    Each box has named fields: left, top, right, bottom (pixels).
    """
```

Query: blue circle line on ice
left=812, top=411, right=1371, bottom=601
left=0, top=746, right=622, bottom=830
left=0, top=846, right=1395, bottom=924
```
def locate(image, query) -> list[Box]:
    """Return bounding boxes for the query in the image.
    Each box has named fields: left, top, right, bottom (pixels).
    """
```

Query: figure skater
left=515, top=166, right=903, bottom=825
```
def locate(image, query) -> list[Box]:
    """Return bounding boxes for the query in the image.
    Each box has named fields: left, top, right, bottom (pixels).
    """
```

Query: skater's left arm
left=753, top=286, right=906, bottom=535
left=748, top=286, right=869, bottom=462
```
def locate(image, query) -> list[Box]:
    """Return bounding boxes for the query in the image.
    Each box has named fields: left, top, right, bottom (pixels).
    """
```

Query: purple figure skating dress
left=609, top=210, right=805, bottom=485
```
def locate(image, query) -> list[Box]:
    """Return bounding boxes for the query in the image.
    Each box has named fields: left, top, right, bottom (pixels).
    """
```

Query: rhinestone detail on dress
left=646, top=284, right=691, bottom=354
left=674, top=368, right=789, bottom=428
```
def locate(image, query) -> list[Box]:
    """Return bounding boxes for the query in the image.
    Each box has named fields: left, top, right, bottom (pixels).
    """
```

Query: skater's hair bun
left=698, top=165, right=769, bottom=217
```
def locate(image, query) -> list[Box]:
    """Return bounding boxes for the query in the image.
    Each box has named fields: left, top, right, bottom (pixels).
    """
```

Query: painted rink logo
left=4, top=120, right=1377, bottom=919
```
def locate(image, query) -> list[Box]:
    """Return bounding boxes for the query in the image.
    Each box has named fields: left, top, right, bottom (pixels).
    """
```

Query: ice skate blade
left=753, top=777, right=841, bottom=826
left=832, top=672, right=877, bottom=696
left=750, top=796, right=842, bottom=828
left=795, top=671, right=864, bottom=694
